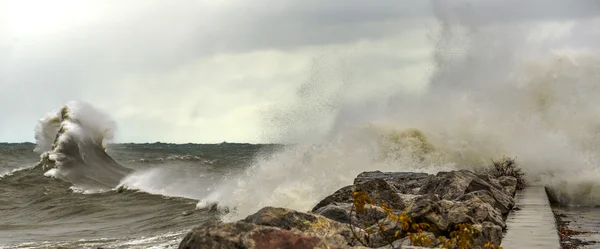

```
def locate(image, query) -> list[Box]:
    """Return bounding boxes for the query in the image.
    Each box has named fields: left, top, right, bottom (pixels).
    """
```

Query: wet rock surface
left=179, top=170, right=517, bottom=249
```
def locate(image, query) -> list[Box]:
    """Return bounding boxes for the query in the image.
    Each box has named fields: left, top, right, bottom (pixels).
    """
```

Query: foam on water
left=118, top=165, right=224, bottom=200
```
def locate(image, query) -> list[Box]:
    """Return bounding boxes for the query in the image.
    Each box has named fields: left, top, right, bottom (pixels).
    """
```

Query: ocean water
left=0, top=141, right=281, bottom=248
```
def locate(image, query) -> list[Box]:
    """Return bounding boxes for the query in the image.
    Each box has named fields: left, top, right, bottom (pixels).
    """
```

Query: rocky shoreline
left=178, top=170, right=518, bottom=249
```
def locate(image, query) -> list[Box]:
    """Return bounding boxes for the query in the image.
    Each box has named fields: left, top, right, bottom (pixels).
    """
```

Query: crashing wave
left=34, top=101, right=132, bottom=190
left=199, top=15, right=600, bottom=218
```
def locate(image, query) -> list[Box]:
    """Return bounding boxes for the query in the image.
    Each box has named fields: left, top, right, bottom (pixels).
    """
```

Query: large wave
left=34, top=101, right=132, bottom=190
left=199, top=3, right=600, bottom=219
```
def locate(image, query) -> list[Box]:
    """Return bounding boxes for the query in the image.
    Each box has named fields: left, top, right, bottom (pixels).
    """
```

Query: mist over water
left=201, top=2, right=600, bottom=219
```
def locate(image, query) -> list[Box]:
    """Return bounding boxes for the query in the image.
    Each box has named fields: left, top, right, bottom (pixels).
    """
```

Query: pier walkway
left=500, top=187, right=560, bottom=249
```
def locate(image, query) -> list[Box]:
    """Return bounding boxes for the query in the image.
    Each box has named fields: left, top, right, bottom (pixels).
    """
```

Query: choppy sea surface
left=0, top=142, right=281, bottom=249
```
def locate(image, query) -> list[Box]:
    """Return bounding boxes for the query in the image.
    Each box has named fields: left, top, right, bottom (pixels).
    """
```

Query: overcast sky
left=1, top=0, right=599, bottom=143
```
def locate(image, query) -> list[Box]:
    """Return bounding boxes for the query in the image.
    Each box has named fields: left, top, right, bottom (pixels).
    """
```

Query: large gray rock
left=404, top=194, right=449, bottom=233
left=353, top=171, right=432, bottom=195
left=472, top=221, right=503, bottom=249
left=312, top=203, right=386, bottom=226
left=370, top=231, right=439, bottom=248
left=498, top=176, right=518, bottom=197
left=357, top=204, right=387, bottom=223
left=476, top=174, right=504, bottom=191
left=243, top=207, right=358, bottom=241
left=403, top=195, right=476, bottom=233
left=418, top=170, right=515, bottom=215
left=178, top=221, right=353, bottom=249
left=368, top=213, right=442, bottom=248
left=444, top=201, right=476, bottom=227
left=459, top=190, right=511, bottom=220
left=459, top=194, right=506, bottom=229
left=418, top=170, right=474, bottom=200
left=311, top=178, right=406, bottom=212
left=373, top=238, right=407, bottom=249
left=367, top=194, right=455, bottom=239
left=312, top=203, right=354, bottom=224
left=400, top=231, right=440, bottom=248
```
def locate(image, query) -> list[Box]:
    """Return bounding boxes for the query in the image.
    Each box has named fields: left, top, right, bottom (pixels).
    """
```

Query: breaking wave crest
left=27, top=102, right=230, bottom=202
left=34, top=101, right=132, bottom=191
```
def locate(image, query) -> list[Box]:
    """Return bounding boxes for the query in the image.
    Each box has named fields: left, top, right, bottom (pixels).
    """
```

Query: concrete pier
left=500, top=187, right=561, bottom=249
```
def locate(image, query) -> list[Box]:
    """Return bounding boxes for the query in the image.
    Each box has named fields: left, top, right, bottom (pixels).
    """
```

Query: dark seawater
left=0, top=142, right=282, bottom=249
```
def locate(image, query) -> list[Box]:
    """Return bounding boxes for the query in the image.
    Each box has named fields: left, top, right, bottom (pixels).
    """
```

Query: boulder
left=313, top=203, right=354, bottom=224
left=311, top=179, right=406, bottom=212
left=444, top=201, right=476, bottom=227
left=463, top=190, right=497, bottom=208
left=358, top=204, right=388, bottom=223
left=401, top=231, right=440, bottom=248
left=476, top=174, right=503, bottom=191
left=403, top=194, right=448, bottom=233
left=243, top=207, right=362, bottom=244
left=418, top=170, right=514, bottom=215
left=404, top=194, right=441, bottom=218
left=398, top=194, right=421, bottom=205
left=472, top=221, right=503, bottom=249
left=366, top=194, right=450, bottom=240
left=373, top=238, right=407, bottom=249
left=369, top=224, right=439, bottom=248
left=459, top=190, right=511, bottom=219
left=353, top=171, right=432, bottom=194
left=178, top=221, right=353, bottom=249
left=362, top=220, right=408, bottom=248
left=459, top=194, right=505, bottom=229
left=418, top=170, right=475, bottom=200
left=465, top=180, right=514, bottom=216
left=313, top=203, right=387, bottom=226
left=404, top=195, right=473, bottom=233
left=498, top=176, right=517, bottom=197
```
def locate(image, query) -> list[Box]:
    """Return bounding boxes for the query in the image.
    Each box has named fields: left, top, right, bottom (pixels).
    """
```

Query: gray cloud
left=433, top=0, right=600, bottom=26
left=2, top=0, right=600, bottom=143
